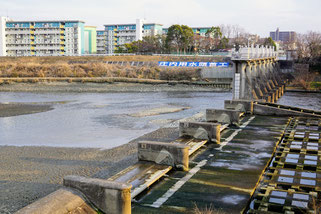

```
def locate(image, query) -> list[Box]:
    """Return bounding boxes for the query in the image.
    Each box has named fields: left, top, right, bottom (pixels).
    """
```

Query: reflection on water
left=0, top=92, right=231, bottom=149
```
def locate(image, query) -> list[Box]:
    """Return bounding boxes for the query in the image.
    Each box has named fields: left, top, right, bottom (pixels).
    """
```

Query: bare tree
left=219, top=24, right=233, bottom=39
left=296, top=31, right=321, bottom=62
left=305, top=31, right=321, bottom=59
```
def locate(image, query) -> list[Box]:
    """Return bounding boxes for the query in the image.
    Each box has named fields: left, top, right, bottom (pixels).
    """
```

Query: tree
left=165, top=25, right=184, bottom=53
left=114, top=46, right=125, bottom=53
left=205, top=26, right=222, bottom=50
left=305, top=31, right=321, bottom=60
left=218, top=36, right=229, bottom=49
left=165, top=24, right=194, bottom=53
left=181, top=25, right=194, bottom=53
left=263, top=37, right=277, bottom=50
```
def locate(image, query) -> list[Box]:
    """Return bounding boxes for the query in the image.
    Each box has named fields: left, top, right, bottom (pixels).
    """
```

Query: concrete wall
left=201, top=66, right=234, bottom=82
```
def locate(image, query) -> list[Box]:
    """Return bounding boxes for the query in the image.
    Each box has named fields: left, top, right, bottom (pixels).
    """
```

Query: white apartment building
left=0, top=17, right=85, bottom=56
left=103, top=19, right=163, bottom=54
left=96, top=30, right=107, bottom=54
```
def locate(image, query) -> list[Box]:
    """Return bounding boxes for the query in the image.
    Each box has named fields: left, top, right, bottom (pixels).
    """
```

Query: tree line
left=115, top=24, right=276, bottom=54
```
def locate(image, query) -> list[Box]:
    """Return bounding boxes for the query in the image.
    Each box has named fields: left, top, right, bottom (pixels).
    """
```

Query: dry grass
left=0, top=55, right=224, bottom=64
left=192, top=204, right=226, bottom=214
left=0, top=56, right=209, bottom=81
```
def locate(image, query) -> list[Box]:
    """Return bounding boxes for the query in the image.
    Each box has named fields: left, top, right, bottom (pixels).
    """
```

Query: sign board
left=158, top=61, right=229, bottom=68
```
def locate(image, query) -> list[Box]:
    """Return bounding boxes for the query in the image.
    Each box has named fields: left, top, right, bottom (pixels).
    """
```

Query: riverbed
left=0, top=90, right=319, bottom=213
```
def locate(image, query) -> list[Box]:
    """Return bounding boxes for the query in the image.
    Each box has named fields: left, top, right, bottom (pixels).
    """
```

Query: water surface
left=0, top=92, right=231, bottom=149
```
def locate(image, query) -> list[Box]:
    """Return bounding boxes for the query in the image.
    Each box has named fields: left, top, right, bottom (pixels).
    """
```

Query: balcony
left=34, top=46, right=60, bottom=50
left=6, top=46, right=31, bottom=50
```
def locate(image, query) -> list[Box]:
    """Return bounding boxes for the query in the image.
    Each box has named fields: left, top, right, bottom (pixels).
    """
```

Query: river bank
left=0, top=81, right=230, bottom=93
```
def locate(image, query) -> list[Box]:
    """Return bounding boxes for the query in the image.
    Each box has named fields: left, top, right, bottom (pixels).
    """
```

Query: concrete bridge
left=231, top=45, right=284, bottom=103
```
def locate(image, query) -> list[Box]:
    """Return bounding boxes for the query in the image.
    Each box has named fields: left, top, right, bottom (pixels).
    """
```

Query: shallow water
left=0, top=91, right=231, bottom=149
left=277, top=92, right=321, bottom=111
left=0, top=91, right=319, bottom=149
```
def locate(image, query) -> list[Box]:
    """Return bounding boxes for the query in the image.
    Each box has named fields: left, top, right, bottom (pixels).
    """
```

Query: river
left=0, top=91, right=319, bottom=149
left=0, top=91, right=231, bottom=149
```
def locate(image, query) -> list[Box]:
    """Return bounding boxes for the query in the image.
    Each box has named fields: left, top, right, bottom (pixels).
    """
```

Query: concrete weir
left=14, top=48, right=320, bottom=214
left=15, top=100, right=321, bottom=214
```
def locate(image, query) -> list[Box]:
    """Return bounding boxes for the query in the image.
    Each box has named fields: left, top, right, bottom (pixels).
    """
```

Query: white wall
left=135, top=19, right=144, bottom=41
left=84, top=31, right=89, bottom=54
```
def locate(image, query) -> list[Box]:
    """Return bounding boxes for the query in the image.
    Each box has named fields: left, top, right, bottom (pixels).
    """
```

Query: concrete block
left=206, top=109, right=241, bottom=126
left=224, top=100, right=253, bottom=113
left=15, top=188, right=96, bottom=214
left=179, top=121, right=221, bottom=144
left=138, top=141, right=189, bottom=171
left=253, top=103, right=321, bottom=118
left=63, top=176, right=132, bottom=214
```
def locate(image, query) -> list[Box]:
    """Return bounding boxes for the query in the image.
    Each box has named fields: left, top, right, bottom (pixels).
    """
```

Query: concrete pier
left=138, top=141, right=189, bottom=171
left=179, top=121, right=221, bottom=143
left=206, top=109, right=241, bottom=126
left=231, top=45, right=285, bottom=103
left=63, top=176, right=132, bottom=214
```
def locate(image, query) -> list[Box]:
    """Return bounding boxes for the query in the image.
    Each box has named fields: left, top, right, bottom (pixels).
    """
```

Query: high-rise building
left=103, top=19, right=163, bottom=54
left=0, top=16, right=85, bottom=56
left=84, top=26, right=97, bottom=54
left=270, top=28, right=296, bottom=43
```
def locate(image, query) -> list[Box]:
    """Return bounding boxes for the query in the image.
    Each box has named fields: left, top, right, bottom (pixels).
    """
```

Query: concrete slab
left=133, top=115, right=288, bottom=213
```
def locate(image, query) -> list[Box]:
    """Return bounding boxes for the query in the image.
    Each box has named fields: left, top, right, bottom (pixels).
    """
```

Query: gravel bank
left=0, top=82, right=229, bottom=93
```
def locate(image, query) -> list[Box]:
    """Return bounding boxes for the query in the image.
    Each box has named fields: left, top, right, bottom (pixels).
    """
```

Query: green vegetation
left=116, top=24, right=240, bottom=54
left=263, top=37, right=277, bottom=50
left=311, top=81, right=321, bottom=90
left=165, top=25, right=194, bottom=54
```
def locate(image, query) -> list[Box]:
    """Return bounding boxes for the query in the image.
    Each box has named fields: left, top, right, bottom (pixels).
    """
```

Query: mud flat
left=129, top=106, right=190, bottom=117
left=0, top=82, right=229, bottom=93
left=0, top=103, right=53, bottom=117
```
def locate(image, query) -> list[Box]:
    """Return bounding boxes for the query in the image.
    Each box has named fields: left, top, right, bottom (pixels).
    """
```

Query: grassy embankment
left=0, top=55, right=224, bottom=84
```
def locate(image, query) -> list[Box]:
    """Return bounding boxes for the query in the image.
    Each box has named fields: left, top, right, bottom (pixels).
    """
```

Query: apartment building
left=0, top=16, right=85, bottom=56
left=103, top=19, right=163, bottom=54
left=96, top=30, right=107, bottom=54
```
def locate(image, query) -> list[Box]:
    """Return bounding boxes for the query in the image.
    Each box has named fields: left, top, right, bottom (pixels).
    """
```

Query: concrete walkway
left=132, top=115, right=288, bottom=213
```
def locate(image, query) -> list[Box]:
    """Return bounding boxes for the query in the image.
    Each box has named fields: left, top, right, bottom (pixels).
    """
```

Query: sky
left=1, top=0, right=320, bottom=37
